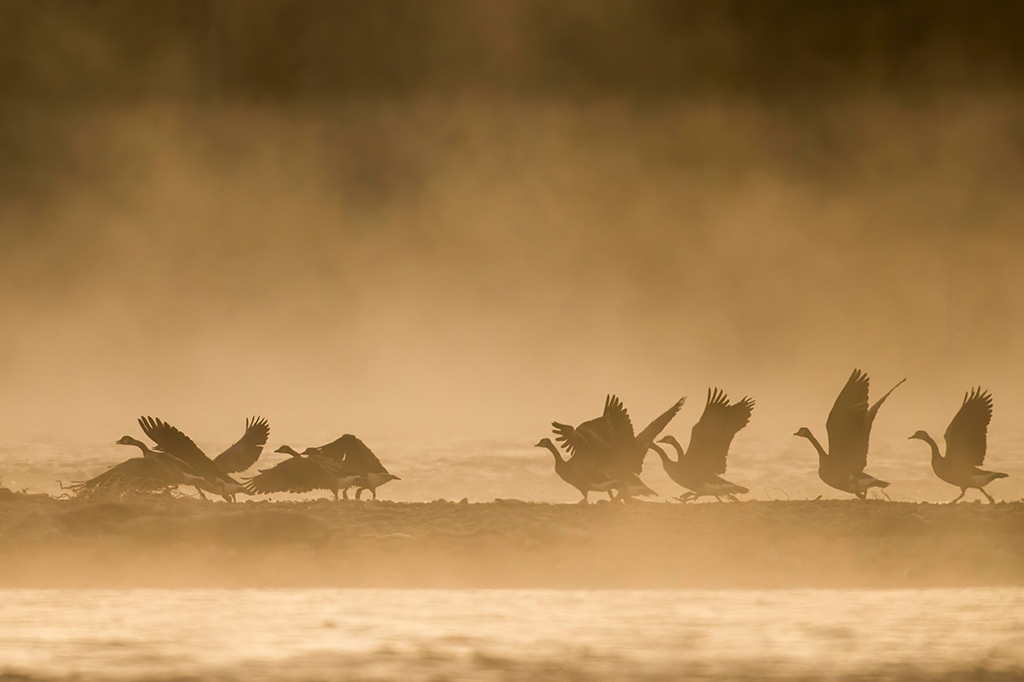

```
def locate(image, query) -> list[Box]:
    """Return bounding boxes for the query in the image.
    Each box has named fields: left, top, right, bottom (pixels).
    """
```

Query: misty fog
left=1, top=1, right=1022, bottom=459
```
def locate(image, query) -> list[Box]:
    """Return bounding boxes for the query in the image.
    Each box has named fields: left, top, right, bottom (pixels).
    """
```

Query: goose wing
left=634, top=396, right=686, bottom=452
left=244, top=456, right=334, bottom=495
left=213, top=416, right=270, bottom=473
left=825, top=369, right=871, bottom=472
left=74, top=457, right=182, bottom=493
left=944, top=388, right=992, bottom=467
left=319, top=434, right=388, bottom=475
left=687, top=389, right=753, bottom=474
left=138, top=416, right=230, bottom=483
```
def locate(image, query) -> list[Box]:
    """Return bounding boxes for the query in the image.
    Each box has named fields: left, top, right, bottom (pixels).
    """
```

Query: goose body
left=909, top=388, right=1007, bottom=503
left=535, top=438, right=616, bottom=502
left=654, top=388, right=753, bottom=502
left=795, top=369, right=903, bottom=499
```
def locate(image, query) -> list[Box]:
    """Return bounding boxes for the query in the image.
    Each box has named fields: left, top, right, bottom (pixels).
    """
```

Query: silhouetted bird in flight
left=795, top=369, right=903, bottom=499
left=653, top=388, right=754, bottom=502
left=244, top=444, right=364, bottom=501
left=909, top=388, right=1007, bottom=503
left=551, top=394, right=683, bottom=500
left=138, top=416, right=268, bottom=502
left=535, top=437, right=617, bottom=503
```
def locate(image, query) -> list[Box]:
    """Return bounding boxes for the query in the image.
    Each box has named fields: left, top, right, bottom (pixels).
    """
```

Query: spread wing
left=825, top=369, right=871, bottom=472
left=73, top=457, right=183, bottom=493
left=318, top=434, right=388, bottom=475
left=138, top=416, right=230, bottom=483
left=214, top=416, right=269, bottom=473
left=944, top=388, right=992, bottom=467
left=687, top=389, right=753, bottom=475
left=244, top=456, right=335, bottom=495
left=635, top=396, right=686, bottom=451
left=603, top=395, right=636, bottom=452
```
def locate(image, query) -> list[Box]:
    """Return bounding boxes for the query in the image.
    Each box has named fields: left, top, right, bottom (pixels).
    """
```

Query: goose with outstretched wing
left=654, top=388, right=753, bottom=501
left=795, top=369, right=903, bottom=499
left=244, top=445, right=362, bottom=501
left=138, top=416, right=251, bottom=502
left=315, top=434, right=400, bottom=500
left=909, top=388, right=1007, bottom=503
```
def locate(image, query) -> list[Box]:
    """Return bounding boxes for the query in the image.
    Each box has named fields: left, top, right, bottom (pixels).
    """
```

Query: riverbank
left=0, top=494, right=1022, bottom=588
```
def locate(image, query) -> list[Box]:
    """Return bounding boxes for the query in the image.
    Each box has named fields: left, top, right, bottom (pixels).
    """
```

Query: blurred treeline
left=1, top=0, right=1023, bottom=102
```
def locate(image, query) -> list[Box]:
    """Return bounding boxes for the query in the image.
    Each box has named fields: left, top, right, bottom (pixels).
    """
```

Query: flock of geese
left=540, top=369, right=1009, bottom=504
left=65, top=368, right=1007, bottom=505
left=71, top=417, right=400, bottom=502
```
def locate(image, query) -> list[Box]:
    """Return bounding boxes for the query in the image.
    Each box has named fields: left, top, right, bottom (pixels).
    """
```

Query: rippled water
left=1, top=588, right=1023, bottom=681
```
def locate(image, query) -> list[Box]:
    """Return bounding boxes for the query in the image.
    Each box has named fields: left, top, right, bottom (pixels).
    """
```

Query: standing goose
left=794, top=369, right=904, bottom=499
left=654, top=388, right=754, bottom=502
left=909, top=388, right=1007, bottom=503
left=535, top=437, right=617, bottom=502
left=243, top=445, right=362, bottom=501
left=316, top=435, right=400, bottom=500
left=138, top=416, right=262, bottom=502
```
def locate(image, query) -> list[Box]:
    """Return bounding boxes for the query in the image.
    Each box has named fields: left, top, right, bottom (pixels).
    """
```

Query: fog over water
left=1, top=3, right=1023, bottom=501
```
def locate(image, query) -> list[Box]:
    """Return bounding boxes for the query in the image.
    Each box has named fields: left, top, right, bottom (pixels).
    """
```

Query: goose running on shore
left=653, top=388, right=754, bottom=502
left=550, top=394, right=683, bottom=500
left=138, top=416, right=268, bottom=502
left=795, top=369, right=903, bottom=500
left=909, top=388, right=1007, bottom=503
left=244, top=444, right=363, bottom=501
left=535, top=437, right=617, bottom=503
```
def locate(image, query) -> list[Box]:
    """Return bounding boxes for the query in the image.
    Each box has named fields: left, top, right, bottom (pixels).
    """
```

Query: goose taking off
left=535, top=437, right=617, bottom=503
left=70, top=441, right=194, bottom=496
left=99, top=435, right=216, bottom=498
left=654, top=388, right=754, bottom=502
left=794, top=369, right=904, bottom=499
left=314, top=435, right=400, bottom=500
left=909, top=388, right=1007, bottom=503
left=243, top=445, right=362, bottom=501
left=550, top=394, right=683, bottom=499
left=138, top=416, right=258, bottom=502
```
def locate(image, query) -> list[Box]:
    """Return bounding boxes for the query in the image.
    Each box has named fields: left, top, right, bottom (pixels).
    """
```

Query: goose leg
left=981, top=487, right=996, bottom=504
left=855, top=491, right=867, bottom=501
left=949, top=488, right=967, bottom=504
left=332, top=490, right=339, bottom=502
left=342, top=488, right=349, bottom=500
left=372, top=489, right=377, bottom=500
left=195, top=488, right=208, bottom=501
left=355, top=488, right=364, bottom=500
left=606, top=490, right=615, bottom=501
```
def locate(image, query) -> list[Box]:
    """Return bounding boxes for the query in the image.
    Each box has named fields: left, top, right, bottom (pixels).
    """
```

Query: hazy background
left=1, top=1, right=1023, bottom=500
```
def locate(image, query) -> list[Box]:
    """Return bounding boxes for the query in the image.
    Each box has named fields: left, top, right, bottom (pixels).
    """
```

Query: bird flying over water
left=909, top=388, right=1007, bottom=504
left=794, top=369, right=903, bottom=499
left=654, top=388, right=754, bottom=502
